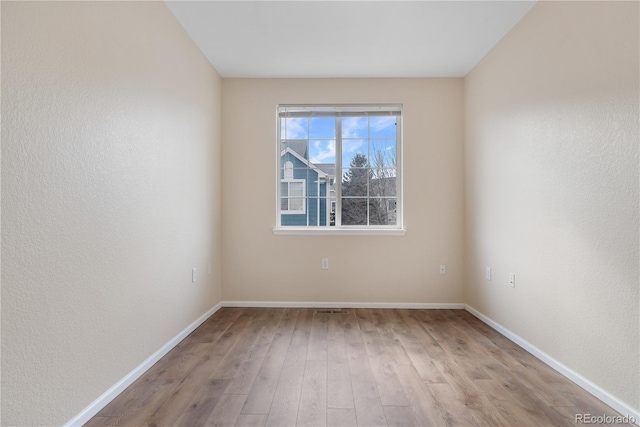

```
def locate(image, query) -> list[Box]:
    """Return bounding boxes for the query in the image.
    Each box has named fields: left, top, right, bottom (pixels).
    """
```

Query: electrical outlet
left=486, top=267, right=491, bottom=281
left=321, top=258, right=329, bottom=270
left=509, top=273, right=515, bottom=288
left=192, top=268, right=198, bottom=283
left=439, top=264, right=446, bottom=275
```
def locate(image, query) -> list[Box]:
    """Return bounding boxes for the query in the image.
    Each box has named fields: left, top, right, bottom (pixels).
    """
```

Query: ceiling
left=164, top=1, right=536, bottom=78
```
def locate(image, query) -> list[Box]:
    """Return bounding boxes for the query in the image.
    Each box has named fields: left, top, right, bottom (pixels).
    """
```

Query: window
left=281, top=161, right=306, bottom=214
left=276, top=104, right=403, bottom=234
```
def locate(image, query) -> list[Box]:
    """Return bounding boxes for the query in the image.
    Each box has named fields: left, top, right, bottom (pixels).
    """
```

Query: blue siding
left=281, top=152, right=330, bottom=226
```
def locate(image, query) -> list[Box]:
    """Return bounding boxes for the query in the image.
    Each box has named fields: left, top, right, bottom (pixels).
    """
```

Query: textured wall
left=464, top=1, right=639, bottom=410
left=1, top=2, right=222, bottom=425
left=222, top=79, right=464, bottom=304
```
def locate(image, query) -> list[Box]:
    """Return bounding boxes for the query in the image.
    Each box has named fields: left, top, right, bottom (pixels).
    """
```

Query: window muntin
left=277, top=105, right=402, bottom=231
left=281, top=180, right=305, bottom=214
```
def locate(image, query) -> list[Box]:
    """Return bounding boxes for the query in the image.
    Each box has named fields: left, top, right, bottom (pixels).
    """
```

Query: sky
left=281, top=116, right=397, bottom=168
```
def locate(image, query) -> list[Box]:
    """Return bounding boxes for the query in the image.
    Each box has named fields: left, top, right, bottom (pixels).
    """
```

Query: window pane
left=281, top=197, right=288, bottom=211
left=342, top=116, right=368, bottom=138
left=309, top=140, right=335, bottom=164
left=281, top=182, right=289, bottom=197
left=369, top=198, right=397, bottom=225
left=290, top=197, right=304, bottom=211
left=370, top=169, right=396, bottom=198
left=283, top=117, right=308, bottom=139
left=342, top=140, right=368, bottom=168
left=342, top=168, right=369, bottom=197
left=282, top=140, right=308, bottom=161
left=341, top=198, right=368, bottom=225
left=369, top=116, right=397, bottom=138
left=316, top=166, right=336, bottom=184
left=289, top=182, right=304, bottom=197
left=310, top=117, right=336, bottom=139
left=369, top=139, right=396, bottom=168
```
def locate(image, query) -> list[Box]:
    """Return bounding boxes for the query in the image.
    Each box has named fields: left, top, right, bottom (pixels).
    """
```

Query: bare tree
left=369, top=143, right=397, bottom=225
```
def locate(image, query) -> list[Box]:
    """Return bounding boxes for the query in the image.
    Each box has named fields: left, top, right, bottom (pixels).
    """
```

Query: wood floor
left=86, top=308, right=623, bottom=427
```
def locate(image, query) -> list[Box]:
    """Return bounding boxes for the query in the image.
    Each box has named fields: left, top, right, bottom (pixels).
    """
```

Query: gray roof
left=315, top=164, right=336, bottom=177
left=281, top=140, right=307, bottom=159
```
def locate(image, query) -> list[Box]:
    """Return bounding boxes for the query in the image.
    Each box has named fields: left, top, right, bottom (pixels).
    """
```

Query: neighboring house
left=280, top=141, right=335, bottom=226
left=280, top=141, right=397, bottom=226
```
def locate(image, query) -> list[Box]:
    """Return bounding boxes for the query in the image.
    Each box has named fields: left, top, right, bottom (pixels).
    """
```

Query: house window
left=281, top=162, right=306, bottom=214
left=276, top=104, right=403, bottom=233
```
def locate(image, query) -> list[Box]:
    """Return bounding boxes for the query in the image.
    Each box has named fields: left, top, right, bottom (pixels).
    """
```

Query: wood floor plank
left=241, top=308, right=299, bottom=415
left=472, top=378, right=530, bottom=426
left=392, top=361, right=444, bottom=427
left=359, top=316, right=409, bottom=407
left=427, top=382, right=475, bottom=427
left=297, top=360, right=327, bottom=427
left=235, top=413, right=268, bottom=427
left=382, top=405, right=418, bottom=427
left=145, top=353, right=224, bottom=426
left=307, top=311, right=329, bottom=362
left=265, top=310, right=313, bottom=426
left=433, top=356, right=516, bottom=427
left=210, top=309, right=271, bottom=380
left=265, top=360, right=305, bottom=427
left=350, top=381, right=388, bottom=427
left=225, top=309, right=285, bottom=394
left=173, top=378, right=229, bottom=427
left=208, top=310, right=256, bottom=356
left=391, top=329, right=447, bottom=384
left=189, top=308, right=245, bottom=344
left=204, top=393, right=247, bottom=427
left=85, top=308, right=627, bottom=427
left=327, top=408, right=357, bottom=427
left=551, top=405, right=584, bottom=425
left=345, top=311, right=387, bottom=427
left=327, top=314, right=354, bottom=410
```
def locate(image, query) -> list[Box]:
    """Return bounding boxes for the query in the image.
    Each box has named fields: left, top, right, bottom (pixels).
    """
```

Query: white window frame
left=275, top=104, right=405, bottom=235
left=281, top=179, right=306, bottom=215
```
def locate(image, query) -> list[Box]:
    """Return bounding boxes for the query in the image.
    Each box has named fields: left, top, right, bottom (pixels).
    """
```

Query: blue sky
left=281, top=116, right=396, bottom=167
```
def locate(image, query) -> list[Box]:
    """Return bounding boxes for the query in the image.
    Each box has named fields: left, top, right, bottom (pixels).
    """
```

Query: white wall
left=464, top=1, right=639, bottom=411
left=1, top=2, right=222, bottom=425
left=222, top=79, right=464, bottom=304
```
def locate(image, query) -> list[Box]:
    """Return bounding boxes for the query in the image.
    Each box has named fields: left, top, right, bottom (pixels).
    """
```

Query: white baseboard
left=222, top=301, right=465, bottom=309
left=465, top=304, right=640, bottom=423
left=65, top=302, right=223, bottom=427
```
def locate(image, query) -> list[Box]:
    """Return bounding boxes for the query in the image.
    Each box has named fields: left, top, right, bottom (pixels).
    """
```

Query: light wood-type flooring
left=86, top=308, right=624, bottom=426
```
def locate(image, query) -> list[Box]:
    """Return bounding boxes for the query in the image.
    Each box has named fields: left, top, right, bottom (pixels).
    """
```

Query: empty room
left=2, top=1, right=638, bottom=426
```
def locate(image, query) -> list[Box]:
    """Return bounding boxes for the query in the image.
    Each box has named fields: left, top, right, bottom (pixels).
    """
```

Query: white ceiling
left=165, top=1, right=536, bottom=78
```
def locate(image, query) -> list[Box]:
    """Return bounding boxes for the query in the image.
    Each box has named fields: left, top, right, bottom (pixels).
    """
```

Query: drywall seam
left=465, top=305, right=640, bottom=423
left=222, top=301, right=464, bottom=309
left=64, top=303, right=223, bottom=427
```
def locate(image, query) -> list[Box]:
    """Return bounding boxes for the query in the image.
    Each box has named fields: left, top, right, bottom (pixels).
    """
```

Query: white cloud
left=370, top=116, right=396, bottom=133
left=310, top=140, right=335, bottom=163
left=341, top=117, right=367, bottom=138
left=282, top=118, right=307, bottom=139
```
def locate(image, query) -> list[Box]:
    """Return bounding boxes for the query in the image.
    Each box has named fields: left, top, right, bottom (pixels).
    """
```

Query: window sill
left=272, top=227, right=406, bottom=236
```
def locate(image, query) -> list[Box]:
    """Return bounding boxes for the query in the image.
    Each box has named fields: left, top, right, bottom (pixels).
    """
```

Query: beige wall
left=464, top=1, right=639, bottom=411
left=222, top=79, right=464, bottom=304
left=3, top=1, right=638, bottom=424
left=1, top=2, right=222, bottom=425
